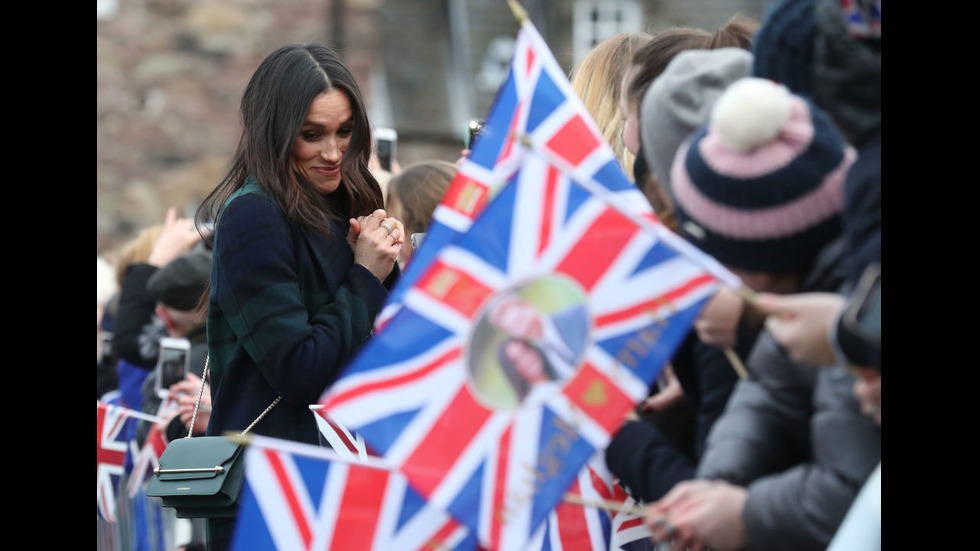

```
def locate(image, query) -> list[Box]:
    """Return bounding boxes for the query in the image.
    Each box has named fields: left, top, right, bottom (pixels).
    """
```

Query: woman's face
left=291, top=88, right=354, bottom=195
left=619, top=67, right=640, bottom=156
left=504, top=340, right=548, bottom=384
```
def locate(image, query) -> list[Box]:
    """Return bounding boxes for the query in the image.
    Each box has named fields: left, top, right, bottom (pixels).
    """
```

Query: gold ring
left=380, top=222, right=393, bottom=235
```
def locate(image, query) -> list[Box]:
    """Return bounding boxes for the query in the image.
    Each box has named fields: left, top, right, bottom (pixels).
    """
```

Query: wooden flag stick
left=735, top=284, right=760, bottom=308
left=506, top=0, right=530, bottom=25
left=723, top=347, right=749, bottom=380
left=722, top=284, right=759, bottom=380
left=563, top=493, right=647, bottom=517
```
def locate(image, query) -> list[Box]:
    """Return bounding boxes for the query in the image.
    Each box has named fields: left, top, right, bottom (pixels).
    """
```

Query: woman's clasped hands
left=348, top=209, right=403, bottom=282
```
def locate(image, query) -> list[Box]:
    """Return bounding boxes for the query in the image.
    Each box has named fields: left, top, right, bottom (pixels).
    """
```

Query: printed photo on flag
left=229, top=435, right=477, bottom=551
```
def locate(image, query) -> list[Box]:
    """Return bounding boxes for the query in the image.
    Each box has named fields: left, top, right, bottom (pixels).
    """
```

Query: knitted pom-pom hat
left=671, top=77, right=855, bottom=273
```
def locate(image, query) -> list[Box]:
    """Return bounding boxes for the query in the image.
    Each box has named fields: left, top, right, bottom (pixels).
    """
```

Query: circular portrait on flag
left=466, top=275, right=590, bottom=409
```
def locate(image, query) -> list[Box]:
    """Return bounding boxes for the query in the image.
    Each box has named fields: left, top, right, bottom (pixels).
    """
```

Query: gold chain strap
left=186, top=354, right=281, bottom=438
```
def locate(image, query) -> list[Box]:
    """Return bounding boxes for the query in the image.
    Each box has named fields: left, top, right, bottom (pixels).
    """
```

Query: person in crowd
left=691, top=0, right=824, bottom=353
left=127, top=246, right=213, bottom=551
left=110, top=209, right=203, bottom=414
left=642, top=76, right=879, bottom=551
left=619, top=14, right=756, bottom=199
left=193, top=42, right=402, bottom=550
left=384, top=159, right=456, bottom=269
left=137, top=246, right=213, bottom=443
left=604, top=46, right=756, bottom=505
left=756, top=0, right=881, bottom=374
left=569, top=32, right=652, bottom=177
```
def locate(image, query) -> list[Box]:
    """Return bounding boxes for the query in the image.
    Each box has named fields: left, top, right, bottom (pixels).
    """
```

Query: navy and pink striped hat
left=671, top=77, right=856, bottom=273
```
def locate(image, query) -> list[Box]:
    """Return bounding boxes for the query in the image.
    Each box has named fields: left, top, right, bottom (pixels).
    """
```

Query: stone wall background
left=97, top=0, right=766, bottom=260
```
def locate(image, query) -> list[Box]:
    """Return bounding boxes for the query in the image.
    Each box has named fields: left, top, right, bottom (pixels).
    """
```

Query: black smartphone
left=467, top=119, right=486, bottom=150
left=375, top=127, right=397, bottom=172
left=842, top=263, right=880, bottom=347
left=99, top=332, right=113, bottom=363
left=155, top=337, right=191, bottom=397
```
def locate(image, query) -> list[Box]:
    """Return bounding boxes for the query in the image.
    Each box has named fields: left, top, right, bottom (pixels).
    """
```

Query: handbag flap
left=155, top=437, right=243, bottom=481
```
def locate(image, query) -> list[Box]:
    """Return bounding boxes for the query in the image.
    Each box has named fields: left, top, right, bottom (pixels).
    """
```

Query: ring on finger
left=380, top=222, right=394, bottom=235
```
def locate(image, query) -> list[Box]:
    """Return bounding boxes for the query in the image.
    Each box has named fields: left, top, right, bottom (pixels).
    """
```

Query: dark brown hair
left=625, top=14, right=758, bottom=114
left=192, top=43, right=383, bottom=317
left=195, top=43, right=383, bottom=241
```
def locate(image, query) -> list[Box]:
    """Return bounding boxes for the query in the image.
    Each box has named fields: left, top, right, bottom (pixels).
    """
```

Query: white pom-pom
left=710, top=78, right=792, bottom=153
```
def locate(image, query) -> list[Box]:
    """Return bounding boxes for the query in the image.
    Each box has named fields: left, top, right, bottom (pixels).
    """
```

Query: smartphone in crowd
left=375, top=127, right=397, bottom=172
left=467, top=118, right=486, bottom=150
left=842, top=263, right=881, bottom=347
left=100, top=332, right=113, bottom=361
left=155, top=337, right=191, bottom=397
left=411, top=232, right=426, bottom=252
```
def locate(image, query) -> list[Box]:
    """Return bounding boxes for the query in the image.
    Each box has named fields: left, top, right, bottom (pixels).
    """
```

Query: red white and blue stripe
left=230, top=435, right=476, bottom=551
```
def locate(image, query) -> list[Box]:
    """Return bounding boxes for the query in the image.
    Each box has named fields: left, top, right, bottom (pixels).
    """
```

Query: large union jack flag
left=97, top=401, right=135, bottom=522
left=318, top=13, right=739, bottom=551
left=230, top=435, right=477, bottom=551
left=320, top=146, right=724, bottom=549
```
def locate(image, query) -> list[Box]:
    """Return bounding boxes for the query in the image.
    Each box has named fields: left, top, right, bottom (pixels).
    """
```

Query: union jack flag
left=311, top=405, right=370, bottom=461
left=320, top=147, right=725, bottom=549
left=126, top=396, right=177, bottom=497
left=376, top=19, right=658, bottom=330
left=97, top=401, right=135, bottom=522
left=529, top=454, right=615, bottom=550
left=127, top=423, right=169, bottom=498
left=608, top=486, right=655, bottom=551
left=229, top=435, right=477, bottom=551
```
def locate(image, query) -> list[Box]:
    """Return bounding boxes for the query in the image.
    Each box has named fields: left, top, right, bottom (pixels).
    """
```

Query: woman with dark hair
left=496, top=337, right=560, bottom=403
left=194, top=43, right=402, bottom=550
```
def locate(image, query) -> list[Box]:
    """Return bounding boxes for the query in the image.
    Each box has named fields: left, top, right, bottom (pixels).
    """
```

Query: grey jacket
left=696, top=238, right=881, bottom=551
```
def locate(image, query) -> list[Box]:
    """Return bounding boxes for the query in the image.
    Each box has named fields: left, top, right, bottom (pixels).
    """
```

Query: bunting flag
left=528, top=450, right=654, bottom=551
left=97, top=401, right=136, bottom=522
left=608, top=486, right=655, bottom=551
left=127, top=423, right=169, bottom=498
left=229, top=435, right=477, bottom=551
left=530, top=455, right=614, bottom=550
left=311, top=406, right=370, bottom=461
left=126, top=395, right=177, bottom=498
left=375, top=17, right=659, bottom=330
left=319, top=148, right=725, bottom=549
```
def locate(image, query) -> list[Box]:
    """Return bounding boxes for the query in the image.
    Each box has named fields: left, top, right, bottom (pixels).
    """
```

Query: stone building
left=97, top=0, right=767, bottom=257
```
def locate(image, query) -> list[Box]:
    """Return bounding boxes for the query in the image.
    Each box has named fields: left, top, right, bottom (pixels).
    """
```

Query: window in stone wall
left=572, top=0, right=643, bottom=66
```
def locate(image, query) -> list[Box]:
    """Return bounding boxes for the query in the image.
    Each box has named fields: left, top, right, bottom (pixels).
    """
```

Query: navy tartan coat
left=205, top=178, right=398, bottom=445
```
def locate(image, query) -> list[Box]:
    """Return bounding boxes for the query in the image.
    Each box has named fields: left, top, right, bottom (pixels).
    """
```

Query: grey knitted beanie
left=640, top=47, right=752, bottom=196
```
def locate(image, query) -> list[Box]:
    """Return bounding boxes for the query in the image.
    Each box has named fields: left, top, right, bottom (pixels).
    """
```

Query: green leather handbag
left=145, top=435, right=246, bottom=518
left=145, top=355, right=280, bottom=519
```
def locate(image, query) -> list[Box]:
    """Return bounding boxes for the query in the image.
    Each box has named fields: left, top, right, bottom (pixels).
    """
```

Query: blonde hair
left=570, top=32, right=652, bottom=177
left=114, top=225, right=163, bottom=286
